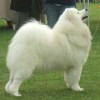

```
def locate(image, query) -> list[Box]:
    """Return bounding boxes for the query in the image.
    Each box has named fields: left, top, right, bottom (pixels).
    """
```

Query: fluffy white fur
left=5, top=8, right=92, bottom=96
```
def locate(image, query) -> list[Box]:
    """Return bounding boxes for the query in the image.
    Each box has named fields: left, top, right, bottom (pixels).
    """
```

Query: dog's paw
left=13, top=92, right=21, bottom=97
left=71, top=84, right=84, bottom=92
left=73, top=87, right=84, bottom=92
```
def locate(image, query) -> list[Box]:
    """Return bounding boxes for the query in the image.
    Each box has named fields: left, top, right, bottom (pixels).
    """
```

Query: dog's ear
left=67, top=8, right=80, bottom=23
left=67, top=9, right=73, bottom=15
left=67, top=9, right=74, bottom=22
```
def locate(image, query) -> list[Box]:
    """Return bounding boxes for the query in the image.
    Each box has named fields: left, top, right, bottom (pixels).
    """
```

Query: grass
left=0, top=3, right=100, bottom=100
left=0, top=19, right=7, bottom=27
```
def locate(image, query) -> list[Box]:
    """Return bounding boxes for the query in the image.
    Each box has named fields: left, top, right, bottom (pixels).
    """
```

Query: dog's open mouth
left=82, top=16, right=88, bottom=20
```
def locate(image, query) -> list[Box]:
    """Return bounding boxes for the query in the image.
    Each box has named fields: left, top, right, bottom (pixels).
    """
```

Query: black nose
left=85, top=9, right=88, bottom=11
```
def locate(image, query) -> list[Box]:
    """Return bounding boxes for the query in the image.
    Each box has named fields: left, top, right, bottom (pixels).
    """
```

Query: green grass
left=0, top=3, right=100, bottom=100
left=0, top=19, right=7, bottom=27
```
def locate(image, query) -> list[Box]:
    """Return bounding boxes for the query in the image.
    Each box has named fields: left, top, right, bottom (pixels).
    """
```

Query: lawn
left=0, top=3, right=100, bottom=100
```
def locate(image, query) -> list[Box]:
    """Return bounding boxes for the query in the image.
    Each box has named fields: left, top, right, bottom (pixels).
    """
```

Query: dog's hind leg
left=5, top=67, right=34, bottom=96
left=5, top=71, right=24, bottom=96
left=5, top=72, right=14, bottom=94
left=64, top=66, right=84, bottom=91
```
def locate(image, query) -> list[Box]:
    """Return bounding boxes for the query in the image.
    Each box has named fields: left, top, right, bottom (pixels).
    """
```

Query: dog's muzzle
left=82, top=16, right=88, bottom=20
left=82, top=9, right=88, bottom=20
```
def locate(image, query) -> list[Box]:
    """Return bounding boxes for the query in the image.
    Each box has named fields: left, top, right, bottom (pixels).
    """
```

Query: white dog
left=5, top=8, right=92, bottom=96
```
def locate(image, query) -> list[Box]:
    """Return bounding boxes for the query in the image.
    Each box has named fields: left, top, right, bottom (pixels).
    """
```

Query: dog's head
left=61, top=8, right=88, bottom=23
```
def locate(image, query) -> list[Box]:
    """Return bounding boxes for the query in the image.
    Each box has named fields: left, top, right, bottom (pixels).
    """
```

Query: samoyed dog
left=5, top=8, right=92, bottom=96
